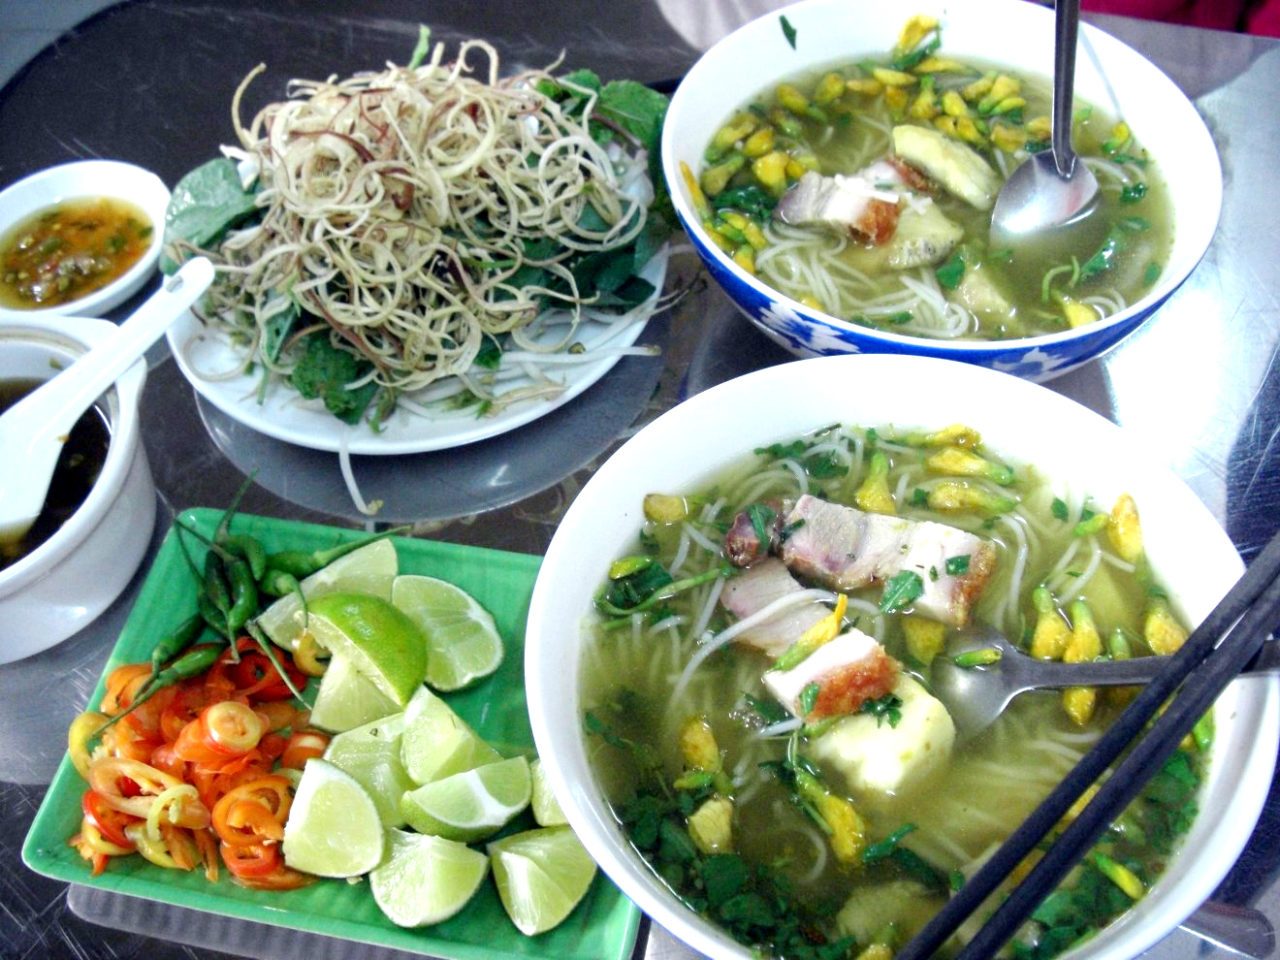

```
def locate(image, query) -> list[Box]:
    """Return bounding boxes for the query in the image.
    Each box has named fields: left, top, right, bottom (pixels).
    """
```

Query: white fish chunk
left=891, top=125, right=1000, bottom=210
left=808, top=674, right=955, bottom=802
left=775, top=170, right=901, bottom=243
left=762, top=627, right=899, bottom=720
left=885, top=199, right=964, bottom=269
left=719, top=557, right=828, bottom=658
left=780, top=494, right=996, bottom=627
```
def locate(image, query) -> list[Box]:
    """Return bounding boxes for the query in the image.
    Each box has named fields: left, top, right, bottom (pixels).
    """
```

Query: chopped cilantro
left=798, top=682, right=821, bottom=716
left=746, top=503, right=777, bottom=547
left=911, top=487, right=930, bottom=507
left=1051, top=497, right=1070, bottom=521
left=779, top=14, right=798, bottom=49
left=862, top=823, right=916, bottom=863
left=945, top=554, right=971, bottom=576
left=860, top=693, right=903, bottom=728
left=935, top=251, right=966, bottom=291
left=879, top=571, right=924, bottom=613
left=1120, top=182, right=1148, bottom=204
left=744, top=694, right=789, bottom=726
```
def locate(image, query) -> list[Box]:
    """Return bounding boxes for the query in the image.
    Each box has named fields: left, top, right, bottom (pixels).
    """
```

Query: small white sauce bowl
left=526, top=354, right=1276, bottom=960
left=661, top=0, right=1222, bottom=381
left=0, top=160, right=170, bottom=321
left=0, top=315, right=155, bottom=664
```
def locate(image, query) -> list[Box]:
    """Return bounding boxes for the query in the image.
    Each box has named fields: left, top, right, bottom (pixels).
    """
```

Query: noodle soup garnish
left=693, top=16, right=1170, bottom=341
left=583, top=422, right=1199, bottom=959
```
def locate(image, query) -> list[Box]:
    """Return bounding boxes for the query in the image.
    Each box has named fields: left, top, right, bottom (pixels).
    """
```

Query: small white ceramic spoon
left=0, top=257, right=215, bottom=545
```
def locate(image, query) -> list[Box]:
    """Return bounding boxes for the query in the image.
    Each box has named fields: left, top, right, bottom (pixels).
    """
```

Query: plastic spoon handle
left=0, top=257, right=213, bottom=542
left=30, top=258, right=215, bottom=444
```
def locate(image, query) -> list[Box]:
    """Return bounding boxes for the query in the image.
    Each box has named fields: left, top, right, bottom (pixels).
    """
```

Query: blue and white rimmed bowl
left=660, top=0, right=1221, bottom=381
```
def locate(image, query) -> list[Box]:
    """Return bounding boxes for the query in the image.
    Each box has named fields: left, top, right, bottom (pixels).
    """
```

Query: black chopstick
left=896, top=525, right=1280, bottom=960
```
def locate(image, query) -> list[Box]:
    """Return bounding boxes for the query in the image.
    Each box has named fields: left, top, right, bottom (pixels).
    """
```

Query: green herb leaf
left=935, top=251, right=966, bottom=291
left=862, top=823, right=917, bottom=863
left=945, top=554, right=971, bottom=576
left=780, top=14, right=798, bottom=49
left=798, top=682, right=821, bottom=716
left=860, top=693, right=903, bottom=728
left=744, top=694, right=789, bottom=726
left=746, top=503, right=777, bottom=548
left=1051, top=497, right=1070, bottom=521
left=162, top=157, right=259, bottom=273
left=879, top=571, right=924, bottom=613
left=1120, top=182, right=1148, bottom=204
left=288, top=333, right=378, bottom=424
left=474, top=333, right=502, bottom=370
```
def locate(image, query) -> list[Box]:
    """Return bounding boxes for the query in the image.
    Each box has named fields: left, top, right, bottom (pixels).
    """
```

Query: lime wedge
left=400, top=756, right=531, bottom=843
left=282, top=758, right=384, bottom=877
left=370, top=829, right=489, bottom=928
left=391, top=574, right=504, bottom=691
left=488, top=825, right=598, bottom=935
left=323, top=713, right=414, bottom=827
left=309, top=652, right=400, bottom=733
left=530, top=758, right=568, bottom=827
left=401, top=686, right=501, bottom=785
left=304, top=593, right=426, bottom=707
left=258, top=539, right=397, bottom=651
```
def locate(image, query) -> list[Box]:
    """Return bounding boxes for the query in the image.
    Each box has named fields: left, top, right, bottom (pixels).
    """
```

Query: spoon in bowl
left=929, top=620, right=1280, bottom=738
left=989, top=0, right=1100, bottom=246
left=0, top=256, right=214, bottom=546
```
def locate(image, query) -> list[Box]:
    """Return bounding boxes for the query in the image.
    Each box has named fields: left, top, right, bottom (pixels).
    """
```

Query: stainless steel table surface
left=1, top=2, right=1277, bottom=959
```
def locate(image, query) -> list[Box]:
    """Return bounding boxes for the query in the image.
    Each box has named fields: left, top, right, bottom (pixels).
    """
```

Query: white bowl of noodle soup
left=660, top=0, right=1220, bottom=381
left=525, top=354, right=1277, bottom=960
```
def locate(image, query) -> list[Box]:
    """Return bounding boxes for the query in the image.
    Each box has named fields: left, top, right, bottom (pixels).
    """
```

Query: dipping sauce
left=0, top=197, right=153, bottom=309
left=0, top=377, right=110, bottom=571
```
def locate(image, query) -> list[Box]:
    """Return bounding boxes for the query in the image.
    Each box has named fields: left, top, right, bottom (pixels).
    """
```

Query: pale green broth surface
left=582, top=424, right=1202, bottom=959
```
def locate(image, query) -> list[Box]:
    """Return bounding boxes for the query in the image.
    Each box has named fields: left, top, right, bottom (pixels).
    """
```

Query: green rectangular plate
left=23, top=509, right=640, bottom=960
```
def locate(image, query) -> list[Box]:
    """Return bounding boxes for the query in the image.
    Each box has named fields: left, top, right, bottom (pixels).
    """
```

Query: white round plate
left=165, top=249, right=667, bottom=455
left=0, top=160, right=169, bottom=320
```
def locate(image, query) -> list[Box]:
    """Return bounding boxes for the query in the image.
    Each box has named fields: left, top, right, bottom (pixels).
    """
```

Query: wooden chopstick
left=896, top=526, right=1280, bottom=960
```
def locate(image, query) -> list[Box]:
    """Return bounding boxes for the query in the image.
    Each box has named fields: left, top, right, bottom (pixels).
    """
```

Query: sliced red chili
left=81, top=791, right=138, bottom=850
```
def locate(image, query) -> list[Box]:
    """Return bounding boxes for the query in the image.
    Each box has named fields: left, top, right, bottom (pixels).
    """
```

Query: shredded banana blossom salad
left=164, top=32, right=670, bottom=427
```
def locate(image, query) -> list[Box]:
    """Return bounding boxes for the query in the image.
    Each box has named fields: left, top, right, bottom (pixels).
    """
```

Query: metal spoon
left=929, top=622, right=1280, bottom=738
left=0, top=257, right=214, bottom=546
left=989, top=0, right=1100, bottom=244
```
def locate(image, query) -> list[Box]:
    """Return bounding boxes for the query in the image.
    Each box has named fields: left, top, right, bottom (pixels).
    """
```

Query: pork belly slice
left=762, top=627, right=900, bottom=721
left=775, top=170, right=901, bottom=244
left=719, top=557, right=828, bottom=658
left=780, top=494, right=996, bottom=627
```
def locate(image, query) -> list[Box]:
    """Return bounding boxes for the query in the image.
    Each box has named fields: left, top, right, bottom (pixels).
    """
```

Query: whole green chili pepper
left=262, top=526, right=409, bottom=580
left=96, top=644, right=226, bottom=734
left=224, top=557, right=259, bottom=639
left=203, top=550, right=233, bottom=617
left=148, top=613, right=205, bottom=680
left=220, top=533, right=267, bottom=581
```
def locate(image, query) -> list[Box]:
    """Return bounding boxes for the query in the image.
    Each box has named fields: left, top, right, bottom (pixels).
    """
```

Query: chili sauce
left=0, top=197, right=153, bottom=309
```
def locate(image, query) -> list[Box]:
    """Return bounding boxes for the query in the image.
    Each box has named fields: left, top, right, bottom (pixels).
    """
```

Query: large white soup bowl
left=526, top=354, right=1275, bottom=959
